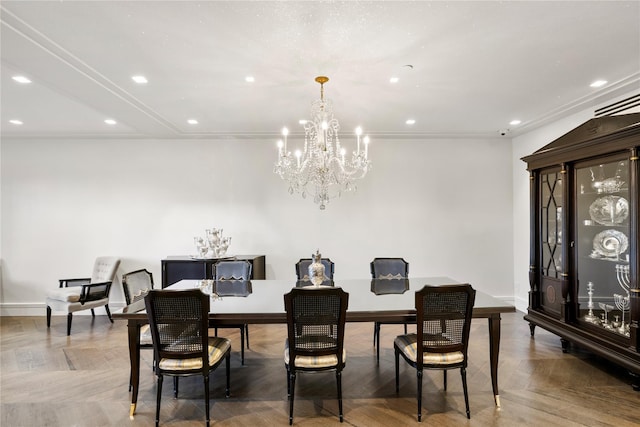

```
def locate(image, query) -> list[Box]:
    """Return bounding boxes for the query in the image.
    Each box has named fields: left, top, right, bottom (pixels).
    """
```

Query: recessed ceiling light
left=245, top=76, right=255, bottom=83
left=132, top=75, right=148, bottom=84
left=104, top=119, right=117, bottom=125
left=187, top=119, right=198, bottom=125
left=12, top=76, right=31, bottom=84
left=509, top=119, right=521, bottom=126
left=406, top=119, right=416, bottom=125
left=9, top=119, right=23, bottom=125
left=390, top=77, right=399, bottom=84
left=590, top=80, right=607, bottom=88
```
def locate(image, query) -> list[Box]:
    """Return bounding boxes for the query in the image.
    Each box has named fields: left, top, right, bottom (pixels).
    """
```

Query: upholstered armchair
left=46, top=256, right=121, bottom=335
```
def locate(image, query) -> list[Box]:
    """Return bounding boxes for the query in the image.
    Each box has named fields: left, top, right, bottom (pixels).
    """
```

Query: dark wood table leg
left=488, top=313, right=502, bottom=407
left=127, top=320, right=141, bottom=418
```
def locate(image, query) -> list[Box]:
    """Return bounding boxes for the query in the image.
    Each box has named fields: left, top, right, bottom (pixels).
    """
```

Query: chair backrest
left=214, top=260, right=252, bottom=280
left=144, top=289, right=210, bottom=371
left=370, top=257, right=408, bottom=279
left=90, top=256, right=121, bottom=283
left=122, top=269, right=154, bottom=305
left=284, top=287, right=349, bottom=368
left=415, top=284, right=475, bottom=368
left=295, top=258, right=335, bottom=280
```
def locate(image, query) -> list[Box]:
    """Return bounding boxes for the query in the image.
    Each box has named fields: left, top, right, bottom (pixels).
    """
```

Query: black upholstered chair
left=370, top=257, right=409, bottom=361
left=284, top=286, right=349, bottom=425
left=46, top=256, right=121, bottom=335
left=213, top=260, right=252, bottom=365
left=145, top=289, right=231, bottom=427
left=122, top=268, right=155, bottom=390
left=394, top=284, right=476, bottom=421
left=295, top=258, right=335, bottom=286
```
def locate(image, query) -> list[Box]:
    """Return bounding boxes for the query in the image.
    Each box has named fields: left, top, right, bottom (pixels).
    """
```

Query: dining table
left=113, top=276, right=515, bottom=418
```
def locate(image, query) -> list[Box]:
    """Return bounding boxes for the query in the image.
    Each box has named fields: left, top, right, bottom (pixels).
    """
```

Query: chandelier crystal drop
left=273, top=76, right=371, bottom=210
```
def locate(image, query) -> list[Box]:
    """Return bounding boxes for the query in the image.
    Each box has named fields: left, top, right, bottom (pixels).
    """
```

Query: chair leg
left=240, top=327, right=245, bottom=365
left=225, top=353, right=231, bottom=398
left=394, top=348, right=400, bottom=393
left=156, top=374, right=163, bottom=427
left=245, top=324, right=250, bottom=348
left=105, top=304, right=113, bottom=323
left=204, top=374, right=210, bottom=427
left=286, top=366, right=290, bottom=397
left=67, top=313, right=73, bottom=336
left=461, top=367, right=470, bottom=419
left=337, top=370, right=343, bottom=422
left=46, top=306, right=52, bottom=328
left=173, top=376, right=179, bottom=398
left=91, top=308, right=95, bottom=317
left=403, top=323, right=408, bottom=334
left=288, top=371, right=296, bottom=425
left=443, top=370, right=447, bottom=391
left=215, top=327, right=218, bottom=336
left=373, top=322, right=378, bottom=346
left=417, top=369, right=423, bottom=422
left=376, top=325, right=381, bottom=363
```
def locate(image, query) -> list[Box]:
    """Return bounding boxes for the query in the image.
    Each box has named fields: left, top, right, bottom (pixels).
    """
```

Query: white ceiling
left=1, top=1, right=639, bottom=141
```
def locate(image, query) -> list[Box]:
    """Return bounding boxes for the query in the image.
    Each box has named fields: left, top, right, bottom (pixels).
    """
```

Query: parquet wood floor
left=2, top=312, right=639, bottom=426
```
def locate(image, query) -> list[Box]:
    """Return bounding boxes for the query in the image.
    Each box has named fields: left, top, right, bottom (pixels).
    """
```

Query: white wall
left=1, top=136, right=513, bottom=315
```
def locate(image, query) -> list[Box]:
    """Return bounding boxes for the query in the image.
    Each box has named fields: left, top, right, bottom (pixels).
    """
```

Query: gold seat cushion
left=158, top=337, right=230, bottom=371
left=394, top=333, right=464, bottom=365
left=284, top=339, right=346, bottom=369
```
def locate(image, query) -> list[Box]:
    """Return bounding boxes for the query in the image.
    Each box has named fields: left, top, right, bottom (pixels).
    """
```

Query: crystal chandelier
left=273, top=76, right=371, bottom=210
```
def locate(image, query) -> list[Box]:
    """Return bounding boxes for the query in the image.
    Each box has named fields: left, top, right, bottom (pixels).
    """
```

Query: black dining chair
left=145, top=289, right=231, bottom=427
left=284, top=286, right=349, bottom=425
left=212, top=260, right=252, bottom=365
left=394, top=283, right=476, bottom=421
left=370, top=257, right=409, bottom=362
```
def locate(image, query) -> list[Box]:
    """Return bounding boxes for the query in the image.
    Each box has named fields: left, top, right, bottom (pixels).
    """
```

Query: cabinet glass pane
left=575, top=159, right=630, bottom=337
left=540, top=171, right=562, bottom=278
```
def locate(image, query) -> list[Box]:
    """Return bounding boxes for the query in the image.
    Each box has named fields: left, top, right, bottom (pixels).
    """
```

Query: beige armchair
left=46, top=256, right=121, bottom=335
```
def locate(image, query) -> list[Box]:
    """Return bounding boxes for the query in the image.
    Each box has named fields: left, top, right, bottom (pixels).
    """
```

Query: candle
left=277, top=139, right=284, bottom=157
left=355, top=127, right=362, bottom=155
left=364, top=136, right=370, bottom=159
left=295, top=150, right=302, bottom=168
left=282, top=127, right=289, bottom=153
left=340, top=148, right=346, bottom=164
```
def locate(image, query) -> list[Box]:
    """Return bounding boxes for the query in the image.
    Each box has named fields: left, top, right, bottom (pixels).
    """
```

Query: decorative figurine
left=308, top=249, right=326, bottom=286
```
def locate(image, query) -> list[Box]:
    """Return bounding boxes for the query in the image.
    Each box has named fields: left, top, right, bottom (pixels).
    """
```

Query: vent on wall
left=595, top=93, right=640, bottom=117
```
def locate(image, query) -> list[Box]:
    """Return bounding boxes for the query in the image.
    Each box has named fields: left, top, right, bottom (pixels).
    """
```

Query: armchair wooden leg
left=91, top=308, right=95, bottom=317
left=105, top=304, right=113, bottom=323
left=443, top=370, right=447, bottom=391
left=245, top=324, right=250, bottom=348
left=46, top=306, right=52, bottom=328
left=67, top=313, right=73, bottom=336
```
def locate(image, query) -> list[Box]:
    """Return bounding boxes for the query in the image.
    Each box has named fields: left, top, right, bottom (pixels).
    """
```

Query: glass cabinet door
left=575, top=157, right=630, bottom=338
left=541, top=170, right=563, bottom=279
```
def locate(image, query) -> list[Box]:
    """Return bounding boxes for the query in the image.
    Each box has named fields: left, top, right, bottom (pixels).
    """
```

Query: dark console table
left=161, top=255, right=266, bottom=287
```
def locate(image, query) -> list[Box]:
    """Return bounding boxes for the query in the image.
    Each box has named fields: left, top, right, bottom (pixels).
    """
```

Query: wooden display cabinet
left=522, top=113, right=640, bottom=389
